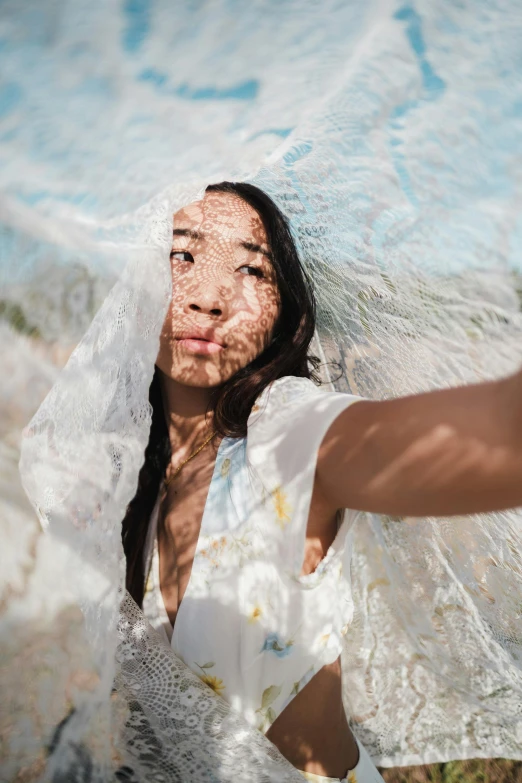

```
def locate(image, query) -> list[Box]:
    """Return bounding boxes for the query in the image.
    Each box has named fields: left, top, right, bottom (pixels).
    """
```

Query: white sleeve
left=246, top=376, right=362, bottom=574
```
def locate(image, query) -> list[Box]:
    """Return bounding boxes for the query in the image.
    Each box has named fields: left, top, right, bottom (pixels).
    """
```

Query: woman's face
left=157, top=190, right=281, bottom=388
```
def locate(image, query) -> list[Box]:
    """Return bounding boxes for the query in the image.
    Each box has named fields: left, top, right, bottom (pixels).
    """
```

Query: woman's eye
left=170, top=250, right=194, bottom=262
left=238, top=265, right=264, bottom=278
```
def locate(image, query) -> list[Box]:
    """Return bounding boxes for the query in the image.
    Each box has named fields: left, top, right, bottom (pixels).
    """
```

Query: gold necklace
left=165, top=430, right=217, bottom=486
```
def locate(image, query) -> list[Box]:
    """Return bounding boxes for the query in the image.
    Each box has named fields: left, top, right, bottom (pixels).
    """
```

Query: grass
left=379, top=758, right=522, bottom=783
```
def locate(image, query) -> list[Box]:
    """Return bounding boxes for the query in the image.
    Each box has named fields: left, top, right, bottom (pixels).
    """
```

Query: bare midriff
left=267, top=657, right=359, bottom=777
left=157, top=440, right=358, bottom=778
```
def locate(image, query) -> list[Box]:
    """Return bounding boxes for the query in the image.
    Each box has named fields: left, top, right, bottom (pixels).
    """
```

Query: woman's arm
left=317, top=369, right=522, bottom=517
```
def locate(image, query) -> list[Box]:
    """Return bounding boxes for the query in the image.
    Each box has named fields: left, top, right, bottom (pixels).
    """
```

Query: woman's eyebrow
left=173, top=228, right=203, bottom=240
left=173, top=228, right=270, bottom=259
left=240, top=240, right=271, bottom=259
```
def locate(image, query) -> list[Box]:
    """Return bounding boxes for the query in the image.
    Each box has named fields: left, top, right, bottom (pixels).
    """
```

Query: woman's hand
left=317, top=369, right=522, bottom=517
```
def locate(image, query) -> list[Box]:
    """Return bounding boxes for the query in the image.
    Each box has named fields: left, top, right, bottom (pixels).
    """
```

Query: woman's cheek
left=170, top=274, right=187, bottom=306
left=229, top=286, right=279, bottom=345
left=226, top=318, right=273, bottom=362
left=225, top=308, right=261, bottom=339
left=238, top=278, right=278, bottom=319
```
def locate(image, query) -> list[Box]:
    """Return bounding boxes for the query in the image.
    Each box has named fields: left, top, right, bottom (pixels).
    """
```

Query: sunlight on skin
left=156, top=190, right=281, bottom=392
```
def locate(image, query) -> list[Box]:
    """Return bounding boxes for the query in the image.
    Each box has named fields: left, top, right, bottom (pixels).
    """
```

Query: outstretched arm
left=317, top=369, right=522, bottom=517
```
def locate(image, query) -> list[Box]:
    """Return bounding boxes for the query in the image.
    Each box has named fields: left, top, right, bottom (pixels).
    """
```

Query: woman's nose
left=183, top=286, right=227, bottom=318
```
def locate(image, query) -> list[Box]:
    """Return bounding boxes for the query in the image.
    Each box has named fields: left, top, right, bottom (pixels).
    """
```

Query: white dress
left=143, top=375, right=363, bottom=732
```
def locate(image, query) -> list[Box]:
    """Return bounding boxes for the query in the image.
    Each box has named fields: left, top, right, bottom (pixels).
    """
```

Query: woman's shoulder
left=247, top=374, right=360, bottom=443
left=244, top=374, right=361, bottom=512
left=249, top=375, right=322, bottom=418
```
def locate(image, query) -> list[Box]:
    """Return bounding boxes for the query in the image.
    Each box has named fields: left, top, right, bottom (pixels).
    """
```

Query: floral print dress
left=143, top=375, right=362, bottom=733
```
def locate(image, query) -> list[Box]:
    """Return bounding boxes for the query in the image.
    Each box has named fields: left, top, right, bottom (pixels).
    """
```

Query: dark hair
left=121, top=181, right=319, bottom=605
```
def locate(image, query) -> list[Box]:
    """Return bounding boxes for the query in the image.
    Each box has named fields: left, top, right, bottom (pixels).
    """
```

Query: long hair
left=121, top=181, right=319, bottom=605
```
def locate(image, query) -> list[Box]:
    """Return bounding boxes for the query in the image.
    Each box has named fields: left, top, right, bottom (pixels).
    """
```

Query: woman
left=121, top=181, right=522, bottom=782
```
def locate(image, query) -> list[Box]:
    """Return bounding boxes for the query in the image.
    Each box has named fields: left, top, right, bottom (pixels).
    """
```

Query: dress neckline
left=149, top=436, right=232, bottom=647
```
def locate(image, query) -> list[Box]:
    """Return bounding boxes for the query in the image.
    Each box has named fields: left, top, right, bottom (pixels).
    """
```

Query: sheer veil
left=2, top=0, right=522, bottom=779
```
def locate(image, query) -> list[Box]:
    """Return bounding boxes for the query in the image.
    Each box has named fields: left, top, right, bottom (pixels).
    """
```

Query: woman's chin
left=160, top=361, right=230, bottom=389
left=157, top=345, right=257, bottom=389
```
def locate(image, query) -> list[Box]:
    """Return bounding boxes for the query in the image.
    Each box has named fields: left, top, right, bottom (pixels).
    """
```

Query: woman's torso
left=143, top=377, right=361, bottom=777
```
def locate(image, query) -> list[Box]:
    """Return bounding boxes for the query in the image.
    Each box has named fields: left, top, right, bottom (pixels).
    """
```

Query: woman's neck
left=159, top=371, right=216, bottom=459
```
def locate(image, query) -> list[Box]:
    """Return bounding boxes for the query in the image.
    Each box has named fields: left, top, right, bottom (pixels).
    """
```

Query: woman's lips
left=177, top=337, right=224, bottom=355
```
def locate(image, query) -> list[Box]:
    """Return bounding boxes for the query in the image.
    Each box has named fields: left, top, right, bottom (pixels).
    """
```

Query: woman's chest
left=157, top=453, right=218, bottom=625
left=157, top=446, right=339, bottom=631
